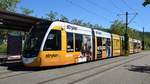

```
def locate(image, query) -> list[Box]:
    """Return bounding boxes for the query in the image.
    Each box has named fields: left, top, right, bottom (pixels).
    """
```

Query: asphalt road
left=0, top=51, right=150, bottom=84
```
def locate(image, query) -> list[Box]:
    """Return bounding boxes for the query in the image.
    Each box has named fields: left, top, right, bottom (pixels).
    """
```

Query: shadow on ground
left=0, top=56, right=128, bottom=72
left=124, top=65, right=150, bottom=74
left=0, top=61, right=48, bottom=71
left=0, top=60, right=86, bottom=72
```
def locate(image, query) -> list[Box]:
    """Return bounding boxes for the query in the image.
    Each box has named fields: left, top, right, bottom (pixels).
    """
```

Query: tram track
left=0, top=61, right=35, bottom=79
left=37, top=52, right=148, bottom=84
left=0, top=71, right=33, bottom=79
left=0, top=66, right=49, bottom=79
left=0, top=52, right=148, bottom=82
left=69, top=54, right=147, bottom=84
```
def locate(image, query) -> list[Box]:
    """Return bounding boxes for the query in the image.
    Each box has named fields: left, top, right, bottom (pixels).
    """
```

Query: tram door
left=102, top=38, right=108, bottom=58
left=106, top=38, right=111, bottom=57
left=97, top=37, right=102, bottom=59
left=83, top=35, right=92, bottom=61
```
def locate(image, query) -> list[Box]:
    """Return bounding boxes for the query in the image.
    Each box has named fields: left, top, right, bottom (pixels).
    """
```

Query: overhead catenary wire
left=122, top=1, right=144, bottom=24
left=103, top=0, right=125, bottom=21
left=119, top=0, right=145, bottom=29
left=128, top=13, right=138, bottom=25
left=117, top=12, right=138, bottom=25
left=120, top=0, right=144, bottom=20
left=116, top=14, right=124, bottom=21
left=86, top=0, right=123, bottom=23
left=109, top=0, right=123, bottom=12
left=66, top=0, right=110, bottom=21
left=121, top=0, right=136, bottom=12
left=86, top=0, right=116, bottom=14
left=86, top=0, right=128, bottom=21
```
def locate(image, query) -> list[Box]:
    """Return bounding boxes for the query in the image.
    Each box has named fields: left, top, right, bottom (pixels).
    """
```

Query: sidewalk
left=7, top=55, right=21, bottom=60
left=0, top=54, right=20, bottom=62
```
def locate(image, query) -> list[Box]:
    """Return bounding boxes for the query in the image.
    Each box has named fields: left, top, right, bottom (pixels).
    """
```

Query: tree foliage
left=71, top=19, right=83, bottom=25
left=110, top=20, right=141, bottom=39
left=0, top=0, right=21, bottom=44
left=70, top=19, right=102, bottom=29
left=110, top=20, right=125, bottom=35
left=46, top=11, right=58, bottom=21
left=60, top=15, right=69, bottom=22
left=0, top=0, right=20, bottom=12
left=93, top=24, right=102, bottom=29
left=45, top=11, right=102, bottom=29
left=143, top=0, right=150, bottom=7
left=20, top=7, right=33, bottom=15
left=110, top=20, right=150, bottom=49
left=144, top=32, right=150, bottom=49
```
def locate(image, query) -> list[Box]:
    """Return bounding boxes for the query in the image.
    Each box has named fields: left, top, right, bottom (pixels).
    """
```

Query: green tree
left=0, top=0, right=20, bottom=12
left=143, top=0, right=150, bottom=7
left=0, top=0, right=20, bottom=45
left=0, top=29, right=7, bottom=43
left=110, top=20, right=125, bottom=35
left=80, top=22, right=94, bottom=28
left=110, top=20, right=142, bottom=39
left=60, top=15, right=69, bottom=22
left=144, top=32, right=150, bottom=49
left=20, top=7, right=33, bottom=15
left=85, top=22, right=93, bottom=28
left=71, top=19, right=83, bottom=25
left=93, top=24, right=102, bottom=29
left=46, top=11, right=58, bottom=21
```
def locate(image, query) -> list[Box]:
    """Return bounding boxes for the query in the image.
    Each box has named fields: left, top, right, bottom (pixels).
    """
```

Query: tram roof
left=0, top=10, right=49, bottom=31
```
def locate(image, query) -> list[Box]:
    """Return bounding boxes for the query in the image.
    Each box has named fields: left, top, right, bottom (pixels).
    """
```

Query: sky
left=16, top=0, right=150, bottom=32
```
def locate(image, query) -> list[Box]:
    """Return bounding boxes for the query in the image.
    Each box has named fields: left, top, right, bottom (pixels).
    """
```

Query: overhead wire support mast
left=117, top=12, right=138, bottom=56
left=125, top=12, right=129, bottom=56
left=117, top=12, right=138, bottom=25
left=142, top=27, right=145, bottom=50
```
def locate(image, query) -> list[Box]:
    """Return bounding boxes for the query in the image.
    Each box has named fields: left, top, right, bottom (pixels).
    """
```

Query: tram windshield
left=23, top=22, right=51, bottom=57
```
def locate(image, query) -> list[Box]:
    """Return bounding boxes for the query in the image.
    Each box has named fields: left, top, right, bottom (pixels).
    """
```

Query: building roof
left=0, top=10, right=49, bottom=31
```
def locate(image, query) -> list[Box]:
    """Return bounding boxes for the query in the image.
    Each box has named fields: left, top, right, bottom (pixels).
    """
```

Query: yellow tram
left=22, top=21, right=142, bottom=67
left=112, top=34, right=121, bottom=56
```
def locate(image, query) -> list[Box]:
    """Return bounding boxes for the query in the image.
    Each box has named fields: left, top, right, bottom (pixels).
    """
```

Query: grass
left=144, top=48, right=150, bottom=50
left=0, top=43, right=7, bottom=53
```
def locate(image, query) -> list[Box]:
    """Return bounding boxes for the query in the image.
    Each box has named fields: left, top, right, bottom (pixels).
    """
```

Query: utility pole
left=124, top=12, right=129, bottom=56
left=142, top=27, right=145, bottom=50
left=117, top=12, right=137, bottom=56
left=125, top=12, right=128, bottom=33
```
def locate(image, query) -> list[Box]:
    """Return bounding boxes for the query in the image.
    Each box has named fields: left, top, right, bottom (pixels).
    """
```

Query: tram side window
left=44, top=30, right=61, bottom=50
left=97, top=37, right=102, bottom=49
left=138, top=43, right=141, bottom=49
left=67, top=32, right=74, bottom=52
left=75, top=34, right=83, bottom=51
left=106, top=38, right=111, bottom=46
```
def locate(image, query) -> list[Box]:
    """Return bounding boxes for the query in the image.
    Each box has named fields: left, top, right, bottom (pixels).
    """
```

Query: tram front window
left=23, top=22, right=50, bottom=58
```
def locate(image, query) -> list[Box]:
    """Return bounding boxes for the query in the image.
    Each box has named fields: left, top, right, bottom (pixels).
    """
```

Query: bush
left=0, top=43, right=7, bottom=53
